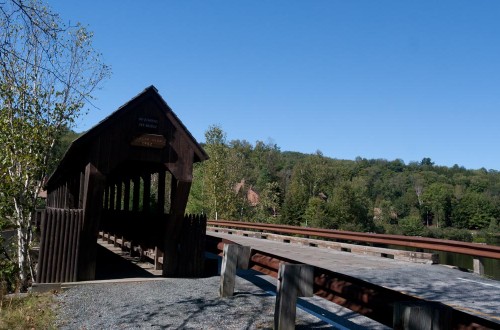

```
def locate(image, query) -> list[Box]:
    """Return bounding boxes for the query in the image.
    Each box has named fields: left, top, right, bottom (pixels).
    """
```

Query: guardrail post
left=220, top=244, right=251, bottom=297
left=473, top=257, right=484, bottom=276
left=274, top=263, right=313, bottom=330
left=393, top=301, right=451, bottom=330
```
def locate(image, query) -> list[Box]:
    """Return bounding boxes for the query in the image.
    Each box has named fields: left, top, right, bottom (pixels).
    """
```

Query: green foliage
left=0, top=0, right=110, bottom=288
left=452, top=192, right=497, bottom=229
left=303, top=197, right=331, bottom=228
left=422, top=182, right=453, bottom=227
left=0, top=239, right=19, bottom=294
left=475, top=219, right=500, bottom=245
left=47, top=127, right=83, bottom=175
left=399, top=215, right=425, bottom=237
left=423, top=227, right=473, bottom=242
left=330, top=182, right=372, bottom=231
left=197, top=125, right=238, bottom=219
left=188, top=123, right=500, bottom=242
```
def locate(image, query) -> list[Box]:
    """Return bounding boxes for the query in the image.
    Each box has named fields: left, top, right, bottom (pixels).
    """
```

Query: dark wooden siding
left=37, top=208, right=83, bottom=283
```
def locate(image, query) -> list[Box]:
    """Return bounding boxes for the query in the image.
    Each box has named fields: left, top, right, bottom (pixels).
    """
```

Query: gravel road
left=54, top=272, right=388, bottom=330
left=55, top=276, right=326, bottom=329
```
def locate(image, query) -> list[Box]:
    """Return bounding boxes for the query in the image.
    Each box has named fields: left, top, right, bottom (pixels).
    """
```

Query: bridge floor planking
left=208, top=232, right=500, bottom=325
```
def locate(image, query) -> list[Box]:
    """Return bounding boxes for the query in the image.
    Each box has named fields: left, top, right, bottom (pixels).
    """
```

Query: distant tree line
left=186, top=125, right=500, bottom=243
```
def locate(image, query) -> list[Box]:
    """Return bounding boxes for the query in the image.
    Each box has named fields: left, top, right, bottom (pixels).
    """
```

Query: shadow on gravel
left=95, top=244, right=158, bottom=280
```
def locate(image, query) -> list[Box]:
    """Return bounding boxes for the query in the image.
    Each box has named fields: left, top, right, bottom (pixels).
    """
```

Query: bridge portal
left=38, top=86, right=208, bottom=283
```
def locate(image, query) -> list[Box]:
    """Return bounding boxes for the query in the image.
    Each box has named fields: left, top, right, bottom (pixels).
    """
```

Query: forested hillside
left=186, top=125, right=500, bottom=243
left=55, top=126, right=499, bottom=242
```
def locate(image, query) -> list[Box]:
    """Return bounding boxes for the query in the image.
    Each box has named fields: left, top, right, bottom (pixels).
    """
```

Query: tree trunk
left=16, top=222, right=31, bottom=290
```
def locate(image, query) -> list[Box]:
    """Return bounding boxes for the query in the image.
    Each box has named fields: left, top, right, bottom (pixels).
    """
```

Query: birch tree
left=202, top=125, right=238, bottom=220
left=0, top=0, right=110, bottom=289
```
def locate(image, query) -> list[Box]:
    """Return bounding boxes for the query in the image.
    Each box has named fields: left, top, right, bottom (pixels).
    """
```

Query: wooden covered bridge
left=37, top=86, right=208, bottom=283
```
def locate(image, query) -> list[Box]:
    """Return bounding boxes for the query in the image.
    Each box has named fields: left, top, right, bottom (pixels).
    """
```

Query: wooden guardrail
left=207, top=220, right=500, bottom=260
left=208, top=226, right=439, bottom=264
left=206, top=235, right=500, bottom=330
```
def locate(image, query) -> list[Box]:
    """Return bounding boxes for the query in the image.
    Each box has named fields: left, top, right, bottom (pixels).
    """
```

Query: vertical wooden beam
left=103, top=186, right=109, bottom=210
left=157, top=171, right=166, bottom=214
left=274, top=263, right=313, bottom=330
left=220, top=244, right=251, bottom=297
left=77, top=162, right=105, bottom=281
left=162, top=179, right=191, bottom=277
left=154, top=246, right=163, bottom=271
left=55, top=209, right=68, bottom=282
left=143, top=173, right=151, bottom=213
left=116, top=180, right=123, bottom=211
left=393, top=301, right=452, bottom=330
left=79, top=171, right=85, bottom=209
left=68, top=178, right=75, bottom=208
left=50, top=209, right=62, bottom=283
left=473, top=257, right=484, bottom=276
left=45, top=208, right=57, bottom=282
left=63, top=210, right=75, bottom=282
left=109, top=182, right=115, bottom=211
left=123, top=178, right=131, bottom=212
left=70, top=210, right=83, bottom=282
left=132, top=176, right=140, bottom=212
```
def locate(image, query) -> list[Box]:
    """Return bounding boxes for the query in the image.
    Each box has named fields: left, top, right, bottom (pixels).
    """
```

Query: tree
left=329, top=182, right=372, bottom=231
left=422, top=183, right=454, bottom=227
left=452, top=192, right=496, bottom=229
left=202, top=125, right=238, bottom=220
left=0, top=0, right=110, bottom=289
left=257, top=181, right=281, bottom=222
left=303, top=196, right=331, bottom=228
left=399, top=215, right=425, bottom=236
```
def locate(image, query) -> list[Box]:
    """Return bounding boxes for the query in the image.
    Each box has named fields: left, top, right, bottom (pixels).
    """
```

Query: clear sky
left=48, top=1, right=500, bottom=171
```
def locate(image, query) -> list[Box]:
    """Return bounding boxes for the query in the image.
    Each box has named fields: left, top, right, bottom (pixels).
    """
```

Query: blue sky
left=49, top=1, right=500, bottom=170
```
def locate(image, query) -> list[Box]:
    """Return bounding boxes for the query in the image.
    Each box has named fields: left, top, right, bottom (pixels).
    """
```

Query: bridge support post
left=393, top=301, right=451, bottom=330
left=162, top=180, right=191, bottom=277
left=219, top=244, right=251, bottom=297
left=274, top=263, right=313, bottom=330
left=473, top=257, right=484, bottom=276
left=78, top=162, right=104, bottom=281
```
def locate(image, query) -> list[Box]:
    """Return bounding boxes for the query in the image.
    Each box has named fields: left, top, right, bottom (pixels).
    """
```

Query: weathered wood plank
left=220, top=243, right=251, bottom=297
left=274, top=263, right=313, bottom=330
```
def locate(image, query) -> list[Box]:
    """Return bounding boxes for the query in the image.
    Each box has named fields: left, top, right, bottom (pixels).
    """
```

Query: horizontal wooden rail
left=208, top=226, right=439, bottom=264
left=207, top=220, right=500, bottom=260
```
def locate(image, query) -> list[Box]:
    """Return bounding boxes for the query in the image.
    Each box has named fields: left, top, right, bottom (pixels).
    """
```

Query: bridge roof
left=47, top=85, right=208, bottom=189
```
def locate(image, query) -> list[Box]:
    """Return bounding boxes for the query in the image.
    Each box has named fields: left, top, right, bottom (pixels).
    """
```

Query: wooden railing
left=207, top=220, right=500, bottom=260
left=206, top=235, right=500, bottom=329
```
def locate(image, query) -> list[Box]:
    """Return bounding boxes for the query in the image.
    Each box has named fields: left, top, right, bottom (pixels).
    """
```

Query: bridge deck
left=208, top=232, right=500, bottom=325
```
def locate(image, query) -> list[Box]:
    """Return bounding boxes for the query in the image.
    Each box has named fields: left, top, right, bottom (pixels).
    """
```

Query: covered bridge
left=37, top=86, right=208, bottom=283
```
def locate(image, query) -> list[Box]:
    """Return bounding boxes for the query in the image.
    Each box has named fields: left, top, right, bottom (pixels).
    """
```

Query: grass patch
left=0, top=293, right=56, bottom=330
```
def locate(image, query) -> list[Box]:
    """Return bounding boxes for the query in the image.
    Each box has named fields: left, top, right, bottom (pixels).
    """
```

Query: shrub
left=399, top=216, right=425, bottom=236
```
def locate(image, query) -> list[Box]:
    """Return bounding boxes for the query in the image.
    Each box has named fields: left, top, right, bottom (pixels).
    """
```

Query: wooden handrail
left=207, top=220, right=500, bottom=260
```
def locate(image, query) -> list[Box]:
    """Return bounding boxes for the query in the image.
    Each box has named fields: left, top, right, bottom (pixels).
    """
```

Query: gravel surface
left=55, top=276, right=328, bottom=329
left=54, top=242, right=388, bottom=329
left=54, top=272, right=388, bottom=330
